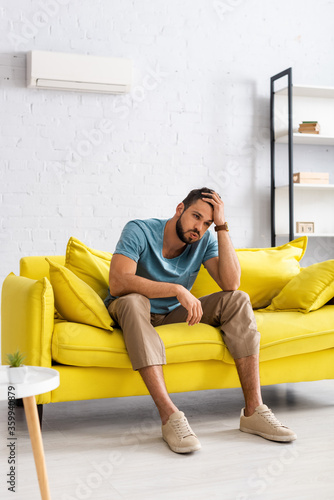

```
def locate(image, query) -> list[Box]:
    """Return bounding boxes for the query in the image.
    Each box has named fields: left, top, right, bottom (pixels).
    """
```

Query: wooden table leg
left=23, top=396, right=51, bottom=500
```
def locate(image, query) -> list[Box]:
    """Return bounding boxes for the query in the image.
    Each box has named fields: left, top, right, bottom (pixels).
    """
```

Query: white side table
left=0, top=366, right=59, bottom=500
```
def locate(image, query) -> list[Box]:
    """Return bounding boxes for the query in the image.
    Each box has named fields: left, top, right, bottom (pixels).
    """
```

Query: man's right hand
left=176, top=286, right=203, bottom=326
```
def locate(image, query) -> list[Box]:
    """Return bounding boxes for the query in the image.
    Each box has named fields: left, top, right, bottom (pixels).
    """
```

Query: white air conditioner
left=26, top=50, right=132, bottom=94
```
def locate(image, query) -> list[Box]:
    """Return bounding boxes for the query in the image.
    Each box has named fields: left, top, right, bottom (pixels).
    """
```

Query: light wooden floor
left=1, top=380, right=334, bottom=500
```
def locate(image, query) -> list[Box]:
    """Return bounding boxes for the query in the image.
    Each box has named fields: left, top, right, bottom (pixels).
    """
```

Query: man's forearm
left=110, top=273, right=181, bottom=300
left=201, top=191, right=240, bottom=291
left=110, top=266, right=203, bottom=326
left=217, top=231, right=241, bottom=290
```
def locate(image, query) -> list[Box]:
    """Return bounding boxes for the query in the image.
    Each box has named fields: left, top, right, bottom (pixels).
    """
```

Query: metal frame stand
left=270, top=67, right=294, bottom=246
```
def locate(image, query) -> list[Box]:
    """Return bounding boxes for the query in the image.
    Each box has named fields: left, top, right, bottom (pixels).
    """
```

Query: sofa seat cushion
left=52, top=306, right=334, bottom=368
left=52, top=321, right=227, bottom=369
left=222, top=306, right=334, bottom=364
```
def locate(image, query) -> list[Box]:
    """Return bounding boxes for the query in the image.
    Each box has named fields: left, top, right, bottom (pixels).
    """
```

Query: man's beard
left=175, top=213, right=200, bottom=244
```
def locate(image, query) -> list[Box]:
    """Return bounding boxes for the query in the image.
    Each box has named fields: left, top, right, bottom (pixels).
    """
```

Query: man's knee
left=211, top=290, right=255, bottom=331
left=116, top=293, right=151, bottom=314
left=109, top=293, right=151, bottom=329
left=231, top=290, right=251, bottom=306
left=219, top=290, right=259, bottom=358
left=213, top=290, right=252, bottom=310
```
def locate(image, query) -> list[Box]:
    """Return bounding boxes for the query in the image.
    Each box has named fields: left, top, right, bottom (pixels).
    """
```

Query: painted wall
left=1, top=0, right=334, bottom=290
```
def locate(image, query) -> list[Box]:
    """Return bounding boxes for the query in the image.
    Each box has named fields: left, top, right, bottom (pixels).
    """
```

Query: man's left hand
left=202, top=191, right=225, bottom=226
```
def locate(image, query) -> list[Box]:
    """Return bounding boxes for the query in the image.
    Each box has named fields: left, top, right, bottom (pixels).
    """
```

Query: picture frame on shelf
left=296, top=222, right=315, bottom=234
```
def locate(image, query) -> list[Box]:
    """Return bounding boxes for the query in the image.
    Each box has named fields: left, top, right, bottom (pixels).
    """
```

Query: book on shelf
left=293, top=172, right=329, bottom=184
left=298, top=121, right=320, bottom=134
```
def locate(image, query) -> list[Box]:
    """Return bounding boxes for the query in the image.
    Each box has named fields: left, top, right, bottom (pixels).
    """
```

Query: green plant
left=6, top=350, right=26, bottom=368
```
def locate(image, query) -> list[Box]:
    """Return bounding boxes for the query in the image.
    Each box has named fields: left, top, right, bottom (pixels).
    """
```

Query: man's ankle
left=244, top=402, right=263, bottom=417
left=160, top=406, right=179, bottom=425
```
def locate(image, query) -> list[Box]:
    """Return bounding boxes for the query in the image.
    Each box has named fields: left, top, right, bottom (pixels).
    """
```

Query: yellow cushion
left=51, top=304, right=334, bottom=369
left=237, top=236, right=307, bottom=308
left=220, top=306, right=334, bottom=364
left=191, top=236, right=307, bottom=308
left=265, top=260, right=334, bottom=313
left=46, top=258, right=114, bottom=331
left=190, top=266, right=221, bottom=299
left=52, top=323, right=129, bottom=368
left=51, top=321, right=226, bottom=368
left=20, top=255, right=65, bottom=280
left=65, top=237, right=112, bottom=299
left=255, top=306, right=334, bottom=362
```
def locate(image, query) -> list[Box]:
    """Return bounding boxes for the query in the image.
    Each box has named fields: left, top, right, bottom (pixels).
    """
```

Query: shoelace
left=258, top=408, right=286, bottom=428
left=170, top=416, right=195, bottom=440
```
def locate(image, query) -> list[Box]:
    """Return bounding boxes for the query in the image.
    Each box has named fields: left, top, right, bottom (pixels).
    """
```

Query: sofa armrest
left=1, top=273, right=54, bottom=368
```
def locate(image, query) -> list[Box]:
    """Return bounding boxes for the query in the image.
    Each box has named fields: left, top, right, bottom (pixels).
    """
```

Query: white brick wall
left=1, top=0, right=334, bottom=300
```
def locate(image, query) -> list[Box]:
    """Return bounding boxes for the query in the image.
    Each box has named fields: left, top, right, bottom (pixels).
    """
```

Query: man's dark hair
left=182, top=187, right=214, bottom=210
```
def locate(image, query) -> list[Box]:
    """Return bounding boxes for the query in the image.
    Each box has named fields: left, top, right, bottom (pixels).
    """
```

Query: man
left=104, top=188, right=296, bottom=453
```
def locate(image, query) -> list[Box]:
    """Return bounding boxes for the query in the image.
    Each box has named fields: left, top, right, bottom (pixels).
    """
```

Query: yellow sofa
left=1, top=236, right=334, bottom=407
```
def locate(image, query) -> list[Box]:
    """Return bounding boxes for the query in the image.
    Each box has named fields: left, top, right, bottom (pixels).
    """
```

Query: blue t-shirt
left=104, top=218, right=219, bottom=314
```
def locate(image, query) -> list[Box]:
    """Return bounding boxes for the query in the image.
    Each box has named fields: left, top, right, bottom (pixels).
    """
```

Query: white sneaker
left=162, top=411, right=201, bottom=453
left=240, top=404, right=297, bottom=442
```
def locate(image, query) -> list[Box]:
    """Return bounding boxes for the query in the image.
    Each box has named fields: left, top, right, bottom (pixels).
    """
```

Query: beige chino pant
left=108, top=290, right=260, bottom=371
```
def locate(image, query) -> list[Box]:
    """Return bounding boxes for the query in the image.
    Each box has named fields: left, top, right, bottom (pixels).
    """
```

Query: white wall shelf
left=275, top=184, right=334, bottom=237
left=275, top=85, right=334, bottom=99
left=276, top=184, right=334, bottom=190
left=274, top=85, right=334, bottom=141
left=277, top=234, right=334, bottom=238
left=276, top=133, right=334, bottom=146
left=270, top=68, right=334, bottom=245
